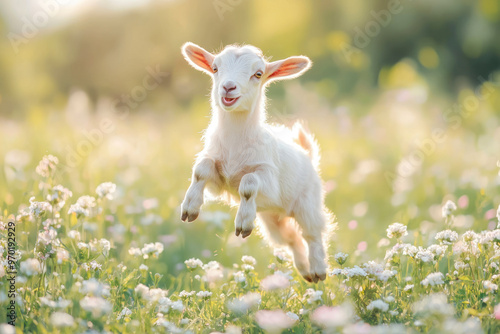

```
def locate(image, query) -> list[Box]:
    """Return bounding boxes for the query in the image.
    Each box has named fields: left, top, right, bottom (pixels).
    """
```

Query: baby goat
left=180, top=42, right=333, bottom=282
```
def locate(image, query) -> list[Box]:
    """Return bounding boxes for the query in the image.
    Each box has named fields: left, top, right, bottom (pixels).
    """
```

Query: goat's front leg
left=235, top=173, right=261, bottom=238
left=181, top=157, right=218, bottom=222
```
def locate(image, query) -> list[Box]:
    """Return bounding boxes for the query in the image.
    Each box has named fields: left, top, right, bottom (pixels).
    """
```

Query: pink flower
left=348, top=220, right=358, bottom=230
left=255, top=310, right=295, bottom=333
left=494, top=304, right=500, bottom=320
left=311, top=305, right=353, bottom=328
left=357, top=241, right=367, bottom=252
left=485, top=209, right=496, bottom=220
left=260, top=273, right=290, bottom=291
left=458, top=195, right=469, bottom=209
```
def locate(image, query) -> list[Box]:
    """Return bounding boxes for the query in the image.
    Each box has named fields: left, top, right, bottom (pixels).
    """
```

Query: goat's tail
left=292, top=121, right=320, bottom=168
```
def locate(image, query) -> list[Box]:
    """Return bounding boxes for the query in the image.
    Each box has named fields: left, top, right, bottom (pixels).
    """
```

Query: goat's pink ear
left=182, top=42, right=215, bottom=75
left=265, top=56, right=312, bottom=83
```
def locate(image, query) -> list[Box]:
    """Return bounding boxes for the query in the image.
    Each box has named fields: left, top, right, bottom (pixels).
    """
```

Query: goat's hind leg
left=181, top=157, right=219, bottom=222
left=259, top=212, right=313, bottom=282
left=294, top=206, right=328, bottom=283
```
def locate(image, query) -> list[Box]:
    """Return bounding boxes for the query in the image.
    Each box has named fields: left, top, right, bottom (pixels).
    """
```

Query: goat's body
left=180, top=42, right=331, bottom=282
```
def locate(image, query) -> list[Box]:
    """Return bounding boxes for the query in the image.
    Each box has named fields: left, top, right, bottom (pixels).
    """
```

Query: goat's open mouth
left=221, top=96, right=240, bottom=107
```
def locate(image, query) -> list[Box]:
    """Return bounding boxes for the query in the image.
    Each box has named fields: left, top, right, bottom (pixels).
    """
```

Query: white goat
left=180, top=42, right=333, bottom=282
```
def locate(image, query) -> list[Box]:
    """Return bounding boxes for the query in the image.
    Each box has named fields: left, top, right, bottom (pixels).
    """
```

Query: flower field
left=1, top=97, right=500, bottom=333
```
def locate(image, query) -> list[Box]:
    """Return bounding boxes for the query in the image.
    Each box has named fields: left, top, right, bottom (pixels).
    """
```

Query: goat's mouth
left=221, top=96, right=240, bottom=107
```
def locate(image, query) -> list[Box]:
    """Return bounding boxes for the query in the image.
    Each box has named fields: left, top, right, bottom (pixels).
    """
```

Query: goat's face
left=212, top=46, right=265, bottom=112
left=182, top=42, right=312, bottom=112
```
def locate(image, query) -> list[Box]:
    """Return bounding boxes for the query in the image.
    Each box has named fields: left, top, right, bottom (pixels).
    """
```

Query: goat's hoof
left=181, top=211, right=199, bottom=222
left=241, top=229, right=252, bottom=238
left=181, top=212, right=188, bottom=221
left=311, top=272, right=326, bottom=283
left=235, top=227, right=242, bottom=236
left=188, top=212, right=199, bottom=222
left=303, top=274, right=313, bottom=283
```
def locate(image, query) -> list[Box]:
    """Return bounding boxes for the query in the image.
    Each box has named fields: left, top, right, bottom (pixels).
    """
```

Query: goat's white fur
left=180, top=42, right=333, bottom=282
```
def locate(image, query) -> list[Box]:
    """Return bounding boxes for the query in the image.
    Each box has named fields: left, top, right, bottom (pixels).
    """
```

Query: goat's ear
left=182, top=42, right=215, bottom=75
left=265, top=56, right=312, bottom=83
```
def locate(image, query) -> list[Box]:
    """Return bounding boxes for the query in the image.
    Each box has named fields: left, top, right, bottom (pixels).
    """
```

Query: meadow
left=1, top=1, right=500, bottom=333
left=1, top=64, right=500, bottom=333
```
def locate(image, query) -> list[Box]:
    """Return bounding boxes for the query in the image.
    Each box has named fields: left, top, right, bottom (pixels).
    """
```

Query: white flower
left=29, top=197, right=52, bottom=218
left=96, top=182, right=117, bottom=199
left=404, top=284, right=414, bottom=292
left=303, top=289, right=323, bottom=304
left=386, top=223, right=408, bottom=239
left=454, top=260, right=469, bottom=270
left=89, top=261, right=102, bottom=270
left=273, top=248, right=291, bottom=263
left=286, top=312, right=299, bottom=321
left=421, top=272, right=445, bottom=286
left=416, top=248, right=434, bottom=263
left=403, top=244, right=418, bottom=257
left=139, top=264, right=149, bottom=271
left=196, top=291, right=212, bottom=299
left=40, top=296, right=71, bottom=309
left=462, top=230, right=478, bottom=242
left=171, top=300, right=184, bottom=312
left=311, top=304, right=353, bottom=328
left=80, top=278, right=110, bottom=297
left=80, top=296, right=112, bottom=317
left=0, top=325, right=15, bottom=334
left=227, top=292, right=261, bottom=314
left=68, top=230, right=81, bottom=240
left=117, top=307, right=132, bottom=320
left=344, top=266, right=368, bottom=278
left=141, top=242, right=164, bottom=258
left=134, top=284, right=150, bottom=297
left=413, top=293, right=454, bottom=318
left=367, top=299, right=389, bottom=312
left=442, top=200, right=457, bottom=218
left=483, top=280, right=498, bottom=293
left=377, top=270, right=397, bottom=282
left=77, top=195, right=96, bottom=209
left=128, top=247, right=142, bottom=257
left=260, top=272, right=290, bottom=291
left=50, top=312, right=74, bottom=327
left=384, top=296, right=395, bottom=303
left=233, top=271, right=246, bottom=283
left=255, top=310, right=296, bottom=333
left=20, top=258, right=42, bottom=276
left=68, top=203, right=88, bottom=218
left=334, top=252, right=348, bottom=265
left=202, top=261, right=224, bottom=282
left=435, top=230, right=459, bottom=245
left=47, top=185, right=72, bottom=207
left=179, top=290, right=195, bottom=299
left=241, top=255, right=256, bottom=265
left=427, top=244, right=447, bottom=257
left=184, top=258, right=203, bottom=269
left=36, top=155, right=59, bottom=177
left=241, top=264, right=254, bottom=272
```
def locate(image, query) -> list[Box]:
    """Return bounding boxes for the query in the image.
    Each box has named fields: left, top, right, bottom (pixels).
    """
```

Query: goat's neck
left=210, top=95, right=266, bottom=139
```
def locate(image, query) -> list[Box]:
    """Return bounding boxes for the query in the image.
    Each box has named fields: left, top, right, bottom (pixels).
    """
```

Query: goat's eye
left=212, top=66, right=218, bottom=73
left=254, top=71, right=263, bottom=79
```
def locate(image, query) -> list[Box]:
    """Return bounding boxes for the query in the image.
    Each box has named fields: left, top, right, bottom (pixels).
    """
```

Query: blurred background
left=1, top=0, right=500, bottom=275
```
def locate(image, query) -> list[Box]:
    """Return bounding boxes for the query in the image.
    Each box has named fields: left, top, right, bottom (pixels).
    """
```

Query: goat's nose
left=223, top=81, right=236, bottom=93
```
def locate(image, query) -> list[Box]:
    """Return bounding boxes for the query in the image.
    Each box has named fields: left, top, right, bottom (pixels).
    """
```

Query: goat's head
left=182, top=42, right=312, bottom=112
